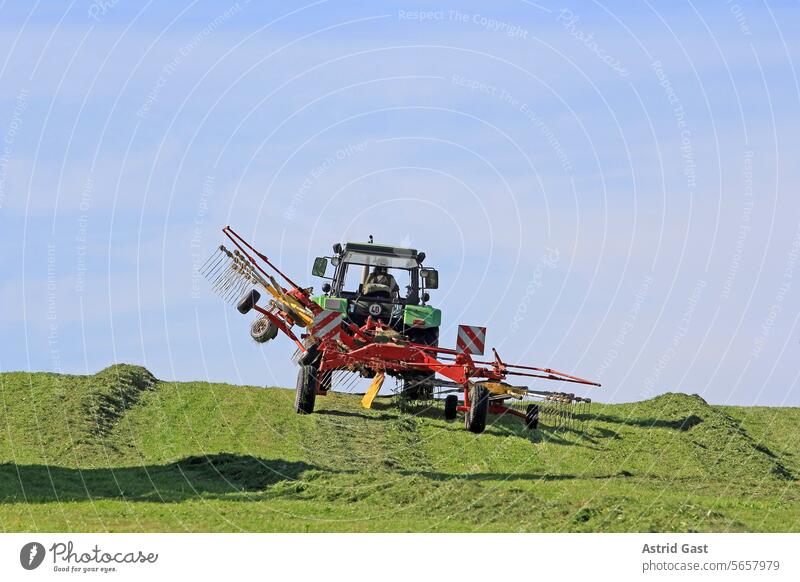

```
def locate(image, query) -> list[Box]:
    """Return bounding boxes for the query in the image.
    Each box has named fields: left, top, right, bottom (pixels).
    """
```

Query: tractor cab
left=310, top=241, right=441, bottom=341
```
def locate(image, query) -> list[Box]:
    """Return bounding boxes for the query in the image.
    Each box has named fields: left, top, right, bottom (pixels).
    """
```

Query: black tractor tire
left=250, top=316, right=278, bottom=343
left=402, top=375, right=433, bottom=400
left=294, top=364, right=318, bottom=414
left=444, top=394, right=458, bottom=421
left=525, top=404, right=540, bottom=430
left=465, top=385, right=490, bottom=434
left=406, top=326, right=439, bottom=347
left=298, top=343, right=320, bottom=366
left=401, top=326, right=439, bottom=400
left=318, top=368, right=332, bottom=393
left=237, top=289, right=261, bottom=314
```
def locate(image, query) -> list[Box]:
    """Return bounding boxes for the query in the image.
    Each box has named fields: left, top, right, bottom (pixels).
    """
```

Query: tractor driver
left=365, top=266, right=400, bottom=300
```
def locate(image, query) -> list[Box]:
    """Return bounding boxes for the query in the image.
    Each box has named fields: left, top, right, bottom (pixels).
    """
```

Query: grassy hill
left=0, top=364, right=798, bottom=532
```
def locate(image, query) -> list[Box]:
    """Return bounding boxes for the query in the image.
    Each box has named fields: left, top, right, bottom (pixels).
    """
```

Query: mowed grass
left=0, top=364, right=798, bottom=532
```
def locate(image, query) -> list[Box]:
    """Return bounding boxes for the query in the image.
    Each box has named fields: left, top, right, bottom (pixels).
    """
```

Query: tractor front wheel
left=401, top=327, right=439, bottom=400
left=465, top=385, right=489, bottom=433
left=444, top=394, right=458, bottom=420
left=294, top=364, right=318, bottom=414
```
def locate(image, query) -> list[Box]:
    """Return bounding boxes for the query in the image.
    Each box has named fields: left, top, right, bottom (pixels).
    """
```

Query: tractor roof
left=343, top=242, right=418, bottom=258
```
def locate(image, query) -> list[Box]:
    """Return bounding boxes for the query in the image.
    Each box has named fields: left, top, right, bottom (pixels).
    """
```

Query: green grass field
left=0, top=364, right=797, bottom=532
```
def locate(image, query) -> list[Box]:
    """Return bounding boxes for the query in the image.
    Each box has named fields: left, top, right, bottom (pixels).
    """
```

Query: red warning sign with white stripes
left=456, top=325, right=486, bottom=355
left=312, top=309, right=343, bottom=342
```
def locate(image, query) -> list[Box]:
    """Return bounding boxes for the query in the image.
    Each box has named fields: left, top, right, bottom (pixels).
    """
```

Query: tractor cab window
left=341, top=264, right=366, bottom=294
left=363, top=266, right=401, bottom=299
left=339, top=262, right=414, bottom=303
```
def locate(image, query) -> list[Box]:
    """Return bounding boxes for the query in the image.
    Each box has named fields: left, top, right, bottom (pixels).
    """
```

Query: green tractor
left=309, top=239, right=441, bottom=399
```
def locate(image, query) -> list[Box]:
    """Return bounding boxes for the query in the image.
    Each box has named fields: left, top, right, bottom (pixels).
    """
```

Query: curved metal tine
left=211, top=269, right=230, bottom=292
left=226, top=279, right=246, bottom=302
left=198, top=253, right=216, bottom=275
left=222, top=279, right=239, bottom=302
left=206, top=250, right=231, bottom=276
left=233, top=278, right=252, bottom=302
left=341, top=371, right=353, bottom=393
left=211, top=248, right=234, bottom=273
left=343, top=371, right=358, bottom=393
left=199, top=249, right=222, bottom=273
left=213, top=266, right=235, bottom=291
left=200, top=251, right=224, bottom=277
left=209, top=260, right=232, bottom=286
left=215, top=275, right=236, bottom=297
left=232, top=273, right=250, bottom=297
left=219, top=271, right=241, bottom=296
left=228, top=278, right=249, bottom=302
left=339, top=372, right=353, bottom=393
left=221, top=274, right=240, bottom=298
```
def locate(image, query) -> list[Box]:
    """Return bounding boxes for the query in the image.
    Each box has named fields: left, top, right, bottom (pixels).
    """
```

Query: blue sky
left=1, top=0, right=799, bottom=405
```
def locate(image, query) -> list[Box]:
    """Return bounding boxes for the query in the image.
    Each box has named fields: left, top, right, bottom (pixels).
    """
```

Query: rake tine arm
left=222, top=226, right=317, bottom=312
left=501, top=363, right=601, bottom=386
left=466, top=351, right=600, bottom=387
left=505, top=370, right=601, bottom=387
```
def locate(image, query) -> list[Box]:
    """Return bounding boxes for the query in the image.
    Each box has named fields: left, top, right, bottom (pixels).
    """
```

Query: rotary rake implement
left=201, top=226, right=600, bottom=434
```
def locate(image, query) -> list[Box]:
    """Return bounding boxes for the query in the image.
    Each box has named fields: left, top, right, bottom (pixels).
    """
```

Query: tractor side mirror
left=421, top=268, right=438, bottom=289
left=312, top=257, right=328, bottom=277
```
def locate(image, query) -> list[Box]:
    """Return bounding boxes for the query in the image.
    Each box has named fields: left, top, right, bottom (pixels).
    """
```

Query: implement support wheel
left=525, top=403, right=540, bottom=430
left=465, top=385, right=490, bottom=434
left=444, top=394, right=458, bottom=421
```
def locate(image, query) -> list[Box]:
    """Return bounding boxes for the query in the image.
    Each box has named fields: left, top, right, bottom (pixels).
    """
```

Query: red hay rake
left=202, top=226, right=600, bottom=434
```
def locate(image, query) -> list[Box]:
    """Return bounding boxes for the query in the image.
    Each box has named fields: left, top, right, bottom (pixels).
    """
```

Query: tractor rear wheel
left=465, top=385, right=489, bottom=433
left=294, top=364, right=318, bottom=414
left=444, top=394, right=458, bottom=420
left=525, top=404, right=540, bottom=430
left=402, top=375, right=433, bottom=400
